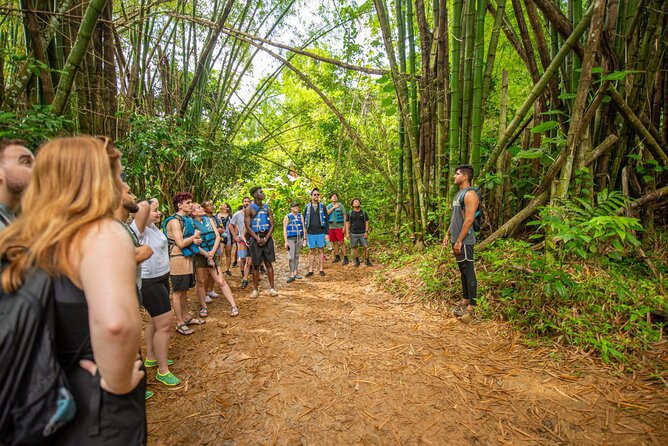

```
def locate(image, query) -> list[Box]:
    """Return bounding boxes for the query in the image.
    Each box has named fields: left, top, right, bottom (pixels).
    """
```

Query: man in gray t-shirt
left=229, top=197, right=251, bottom=288
left=443, top=165, right=479, bottom=321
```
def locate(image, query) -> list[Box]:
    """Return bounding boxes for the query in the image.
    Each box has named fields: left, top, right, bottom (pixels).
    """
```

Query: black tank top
left=53, top=277, right=93, bottom=367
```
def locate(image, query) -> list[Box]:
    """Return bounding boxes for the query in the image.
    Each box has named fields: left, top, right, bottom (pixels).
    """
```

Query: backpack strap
left=458, top=187, right=474, bottom=211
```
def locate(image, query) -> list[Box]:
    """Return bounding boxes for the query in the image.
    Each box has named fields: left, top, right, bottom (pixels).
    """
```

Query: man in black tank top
left=443, top=165, right=478, bottom=321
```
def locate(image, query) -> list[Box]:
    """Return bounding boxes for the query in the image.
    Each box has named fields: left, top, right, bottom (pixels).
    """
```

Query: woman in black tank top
left=0, top=136, right=146, bottom=445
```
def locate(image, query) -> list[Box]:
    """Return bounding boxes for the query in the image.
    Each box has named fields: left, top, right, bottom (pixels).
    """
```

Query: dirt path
left=146, top=249, right=668, bottom=445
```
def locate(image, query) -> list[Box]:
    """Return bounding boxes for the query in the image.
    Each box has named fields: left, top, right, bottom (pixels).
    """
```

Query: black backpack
left=459, top=187, right=482, bottom=232
left=0, top=266, right=78, bottom=445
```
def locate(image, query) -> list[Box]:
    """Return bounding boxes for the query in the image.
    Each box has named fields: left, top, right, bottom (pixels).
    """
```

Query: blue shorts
left=307, top=233, right=326, bottom=249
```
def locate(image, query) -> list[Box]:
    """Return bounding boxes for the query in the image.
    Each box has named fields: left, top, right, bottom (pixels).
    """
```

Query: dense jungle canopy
left=1, top=0, right=667, bottom=248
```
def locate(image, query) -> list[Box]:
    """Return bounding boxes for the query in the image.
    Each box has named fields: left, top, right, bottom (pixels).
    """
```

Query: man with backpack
left=0, top=139, right=34, bottom=230
left=443, top=164, right=480, bottom=321
left=163, top=192, right=203, bottom=335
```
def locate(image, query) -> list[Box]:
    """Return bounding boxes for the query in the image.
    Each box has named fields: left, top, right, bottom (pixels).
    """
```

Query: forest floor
left=145, top=247, right=668, bottom=445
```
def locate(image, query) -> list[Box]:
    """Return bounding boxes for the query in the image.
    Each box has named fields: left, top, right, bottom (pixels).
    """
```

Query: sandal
left=199, top=307, right=208, bottom=318
left=230, top=306, right=239, bottom=317
left=175, top=323, right=194, bottom=335
left=184, top=317, right=206, bottom=325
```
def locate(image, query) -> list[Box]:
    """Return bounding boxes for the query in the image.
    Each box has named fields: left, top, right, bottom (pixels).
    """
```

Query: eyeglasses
left=313, top=194, right=320, bottom=197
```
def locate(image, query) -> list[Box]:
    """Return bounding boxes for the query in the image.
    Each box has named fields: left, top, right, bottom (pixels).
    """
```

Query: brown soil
left=146, top=249, right=668, bottom=445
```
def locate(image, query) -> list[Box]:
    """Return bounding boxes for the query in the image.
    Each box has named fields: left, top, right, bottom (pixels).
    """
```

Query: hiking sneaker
left=241, top=279, right=248, bottom=289
left=452, top=303, right=467, bottom=317
left=295, top=274, right=303, bottom=279
left=144, top=358, right=174, bottom=368
left=207, top=290, right=220, bottom=298
left=230, top=306, right=239, bottom=317
left=205, top=295, right=213, bottom=304
left=365, top=259, right=373, bottom=267
left=354, top=258, right=360, bottom=267
left=145, top=390, right=154, bottom=400
left=269, top=288, right=279, bottom=297
left=332, top=255, right=341, bottom=263
left=305, top=271, right=314, bottom=277
left=342, top=256, right=349, bottom=265
left=156, top=371, right=181, bottom=387
left=287, top=276, right=296, bottom=283
left=250, top=289, right=259, bottom=298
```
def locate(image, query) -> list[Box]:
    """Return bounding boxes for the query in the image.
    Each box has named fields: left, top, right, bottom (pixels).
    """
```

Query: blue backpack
left=161, top=214, right=198, bottom=257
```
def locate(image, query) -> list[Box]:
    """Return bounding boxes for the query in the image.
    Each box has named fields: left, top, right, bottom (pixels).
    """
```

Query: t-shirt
left=327, top=203, right=346, bottom=229
left=132, top=221, right=170, bottom=279
left=230, top=210, right=246, bottom=241
left=307, top=203, right=327, bottom=235
left=348, top=209, right=368, bottom=234
left=449, top=189, right=476, bottom=245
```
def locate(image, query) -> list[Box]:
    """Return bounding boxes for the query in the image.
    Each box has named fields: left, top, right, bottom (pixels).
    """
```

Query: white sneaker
left=208, top=291, right=220, bottom=298
left=250, top=289, right=259, bottom=298
left=205, top=295, right=213, bottom=304
left=269, top=288, right=278, bottom=297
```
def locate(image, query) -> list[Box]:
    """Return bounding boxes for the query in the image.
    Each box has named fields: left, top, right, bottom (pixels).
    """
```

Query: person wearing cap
left=283, top=202, right=306, bottom=283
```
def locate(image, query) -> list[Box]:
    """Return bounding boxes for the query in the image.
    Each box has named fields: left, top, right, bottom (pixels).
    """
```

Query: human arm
left=208, top=216, right=220, bottom=258
left=326, top=203, right=335, bottom=215
left=132, top=201, right=151, bottom=235
left=454, top=191, right=478, bottom=255
left=265, top=207, right=275, bottom=243
left=77, top=220, right=144, bottom=394
left=442, top=226, right=451, bottom=247
left=135, top=245, right=153, bottom=263
left=167, top=218, right=199, bottom=248
left=283, top=215, right=289, bottom=248
left=364, top=213, right=370, bottom=238
left=244, top=207, right=259, bottom=243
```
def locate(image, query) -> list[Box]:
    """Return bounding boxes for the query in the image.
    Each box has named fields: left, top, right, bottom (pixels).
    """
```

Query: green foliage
left=0, top=106, right=71, bottom=147
left=529, top=190, right=642, bottom=261
left=381, top=238, right=666, bottom=366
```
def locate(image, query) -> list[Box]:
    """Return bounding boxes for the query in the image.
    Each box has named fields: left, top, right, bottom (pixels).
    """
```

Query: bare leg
left=195, top=268, right=208, bottom=311
left=243, top=257, right=251, bottom=279
left=318, top=248, right=325, bottom=272
left=145, top=315, right=156, bottom=359
left=172, top=291, right=188, bottom=325
left=151, top=312, right=173, bottom=374
left=308, top=248, right=316, bottom=273
left=252, top=262, right=260, bottom=290
left=224, top=245, right=232, bottom=271
left=341, top=241, right=347, bottom=257
left=208, top=268, right=237, bottom=308
left=265, top=260, right=275, bottom=288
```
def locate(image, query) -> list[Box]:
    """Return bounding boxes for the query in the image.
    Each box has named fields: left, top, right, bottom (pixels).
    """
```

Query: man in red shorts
left=326, top=192, right=349, bottom=265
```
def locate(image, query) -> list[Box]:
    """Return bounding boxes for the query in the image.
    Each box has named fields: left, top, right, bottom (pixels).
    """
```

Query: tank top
left=449, top=189, right=476, bottom=245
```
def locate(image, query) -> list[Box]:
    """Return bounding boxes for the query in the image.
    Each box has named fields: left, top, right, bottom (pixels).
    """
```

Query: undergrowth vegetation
left=377, top=228, right=667, bottom=371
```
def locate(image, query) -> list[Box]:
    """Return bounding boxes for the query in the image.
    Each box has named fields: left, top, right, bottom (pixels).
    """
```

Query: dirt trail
left=146, top=249, right=668, bottom=445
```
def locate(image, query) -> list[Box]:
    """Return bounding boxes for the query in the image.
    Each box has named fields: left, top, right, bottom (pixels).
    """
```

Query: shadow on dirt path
left=146, top=248, right=668, bottom=445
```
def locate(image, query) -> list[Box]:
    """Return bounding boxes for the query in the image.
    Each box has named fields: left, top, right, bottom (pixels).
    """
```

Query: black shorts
left=171, top=273, right=195, bottom=292
left=248, top=236, right=275, bottom=266
left=140, top=273, right=171, bottom=317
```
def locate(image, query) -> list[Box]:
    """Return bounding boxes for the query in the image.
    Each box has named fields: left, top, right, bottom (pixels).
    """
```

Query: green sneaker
left=156, top=371, right=182, bottom=387
left=145, top=390, right=154, bottom=400
left=144, top=358, right=174, bottom=368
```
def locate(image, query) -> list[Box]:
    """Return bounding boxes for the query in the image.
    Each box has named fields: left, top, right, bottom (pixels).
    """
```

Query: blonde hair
left=0, top=136, right=122, bottom=291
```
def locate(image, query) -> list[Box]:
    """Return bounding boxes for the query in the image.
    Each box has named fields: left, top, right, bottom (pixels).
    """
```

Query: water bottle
left=325, top=236, right=332, bottom=251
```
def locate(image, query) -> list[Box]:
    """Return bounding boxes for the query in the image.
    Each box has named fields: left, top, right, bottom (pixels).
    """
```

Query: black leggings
left=455, top=245, right=477, bottom=305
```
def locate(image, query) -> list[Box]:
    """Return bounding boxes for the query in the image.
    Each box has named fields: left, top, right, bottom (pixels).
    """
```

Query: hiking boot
left=452, top=303, right=470, bottom=317
left=332, top=255, right=341, bottom=263
left=250, top=289, right=259, bottom=298
left=342, top=256, right=349, bottom=265
left=365, top=259, right=373, bottom=267
left=241, top=279, right=248, bottom=289
left=354, top=258, right=360, bottom=267
left=156, top=371, right=181, bottom=387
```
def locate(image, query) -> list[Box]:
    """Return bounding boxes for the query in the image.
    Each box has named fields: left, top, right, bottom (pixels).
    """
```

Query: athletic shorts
left=328, top=228, right=344, bottom=243
left=307, top=233, right=326, bottom=249
left=248, top=236, right=275, bottom=266
left=453, top=244, right=475, bottom=262
left=171, top=273, right=195, bottom=292
left=140, top=273, right=171, bottom=317
left=236, top=240, right=248, bottom=259
left=193, top=254, right=218, bottom=269
left=350, top=233, right=368, bottom=247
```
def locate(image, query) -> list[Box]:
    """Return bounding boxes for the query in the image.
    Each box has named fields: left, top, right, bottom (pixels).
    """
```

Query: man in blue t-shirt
left=303, top=188, right=329, bottom=277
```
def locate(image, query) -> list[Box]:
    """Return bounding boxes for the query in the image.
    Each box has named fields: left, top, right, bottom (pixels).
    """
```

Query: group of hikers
left=0, top=136, right=393, bottom=445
